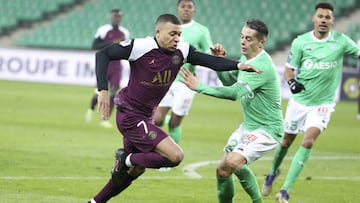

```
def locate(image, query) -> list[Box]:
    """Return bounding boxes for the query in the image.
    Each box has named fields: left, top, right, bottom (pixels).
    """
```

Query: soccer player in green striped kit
left=261, top=2, right=360, bottom=203
left=155, top=0, right=213, bottom=149
left=181, top=19, right=283, bottom=203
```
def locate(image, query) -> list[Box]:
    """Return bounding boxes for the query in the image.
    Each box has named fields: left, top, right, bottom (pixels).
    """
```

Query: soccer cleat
left=261, top=168, right=281, bottom=196
left=100, top=120, right=113, bottom=128
left=111, top=148, right=129, bottom=184
left=85, top=109, right=93, bottom=123
left=275, top=189, right=289, bottom=203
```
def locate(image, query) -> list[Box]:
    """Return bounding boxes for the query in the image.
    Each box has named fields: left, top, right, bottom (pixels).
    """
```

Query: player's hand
left=210, top=44, right=227, bottom=57
left=98, top=90, right=110, bottom=120
left=287, top=79, right=305, bottom=94
left=237, top=63, right=263, bottom=74
left=180, top=67, right=198, bottom=91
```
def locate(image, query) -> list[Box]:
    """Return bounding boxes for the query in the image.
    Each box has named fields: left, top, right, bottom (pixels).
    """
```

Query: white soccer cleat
left=85, top=109, right=93, bottom=123
left=261, top=168, right=281, bottom=196
left=275, top=189, right=289, bottom=203
left=100, top=120, right=113, bottom=128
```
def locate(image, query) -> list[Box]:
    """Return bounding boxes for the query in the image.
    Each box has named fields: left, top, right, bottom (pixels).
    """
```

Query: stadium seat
left=0, top=0, right=78, bottom=35
left=14, top=0, right=360, bottom=57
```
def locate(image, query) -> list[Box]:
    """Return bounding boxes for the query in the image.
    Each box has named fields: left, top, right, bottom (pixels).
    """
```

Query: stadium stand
left=12, top=0, right=359, bottom=58
left=0, top=0, right=82, bottom=35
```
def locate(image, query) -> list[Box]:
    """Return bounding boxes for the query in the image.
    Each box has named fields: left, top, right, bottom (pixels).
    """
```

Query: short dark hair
left=156, top=14, right=181, bottom=26
left=315, top=2, right=334, bottom=12
left=111, top=8, right=121, bottom=13
left=245, top=19, right=268, bottom=39
left=177, top=0, right=195, bottom=6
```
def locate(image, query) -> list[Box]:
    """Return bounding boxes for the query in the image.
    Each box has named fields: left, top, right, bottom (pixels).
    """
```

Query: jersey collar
left=311, top=30, right=332, bottom=42
left=243, top=50, right=265, bottom=64
left=181, top=20, right=195, bottom=28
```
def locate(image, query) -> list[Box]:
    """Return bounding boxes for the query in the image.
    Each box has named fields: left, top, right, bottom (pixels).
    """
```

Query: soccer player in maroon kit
left=87, top=14, right=260, bottom=203
left=85, top=8, right=130, bottom=128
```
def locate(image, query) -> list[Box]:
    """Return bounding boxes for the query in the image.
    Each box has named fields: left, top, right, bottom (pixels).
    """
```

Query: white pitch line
left=1, top=175, right=359, bottom=181
left=181, top=156, right=360, bottom=179
left=1, top=156, right=359, bottom=181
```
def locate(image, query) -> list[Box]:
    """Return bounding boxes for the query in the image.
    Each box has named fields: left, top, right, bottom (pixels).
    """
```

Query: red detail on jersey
left=246, top=134, right=258, bottom=142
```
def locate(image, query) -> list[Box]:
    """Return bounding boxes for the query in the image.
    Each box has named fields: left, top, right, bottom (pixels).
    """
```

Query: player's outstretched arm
left=180, top=67, right=246, bottom=101
left=188, top=44, right=262, bottom=73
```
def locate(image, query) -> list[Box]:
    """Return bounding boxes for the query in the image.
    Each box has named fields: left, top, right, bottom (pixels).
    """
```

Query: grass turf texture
left=0, top=80, right=359, bottom=203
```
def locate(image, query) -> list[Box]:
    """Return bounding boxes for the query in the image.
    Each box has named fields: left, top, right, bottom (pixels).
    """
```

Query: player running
left=87, top=14, right=260, bottom=203
left=261, top=2, right=360, bottom=203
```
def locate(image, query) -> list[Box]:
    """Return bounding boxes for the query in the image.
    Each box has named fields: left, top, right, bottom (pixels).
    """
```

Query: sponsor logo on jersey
left=172, top=55, right=181, bottom=65
left=151, top=70, right=172, bottom=84
left=303, top=59, right=337, bottom=70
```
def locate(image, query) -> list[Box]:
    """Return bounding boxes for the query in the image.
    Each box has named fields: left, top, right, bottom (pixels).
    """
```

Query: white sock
left=90, top=198, right=96, bottom=203
left=125, top=153, right=133, bottom=167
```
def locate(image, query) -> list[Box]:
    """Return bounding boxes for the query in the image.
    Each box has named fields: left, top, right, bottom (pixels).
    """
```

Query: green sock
left=282, top=146, right=312, bottom=191
left=216, top=175, right=234, bottom=203
left=234, top=165, right=263, bottom=203
left=158, top=115, right=170, bottom=127
left=270, top=145, right=289, bottom=175
left=169, top=126, right=182, bottom=144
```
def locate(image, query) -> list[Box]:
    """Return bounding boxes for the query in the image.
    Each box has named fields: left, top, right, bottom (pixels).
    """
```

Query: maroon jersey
left=116, top=37, right=187, bottom=116
left=96, top=37, right=239, bottom=117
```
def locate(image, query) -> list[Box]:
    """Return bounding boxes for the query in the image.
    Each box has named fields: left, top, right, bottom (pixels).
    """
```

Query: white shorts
left=158, top=81, right=196, bottom=116
left=284, top=98, right=335, bottom=134
left=224, top=125, right=279, bottom=165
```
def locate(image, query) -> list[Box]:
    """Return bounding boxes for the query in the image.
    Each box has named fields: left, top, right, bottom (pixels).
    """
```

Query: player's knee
left=168, top=150, right=184, bottom=165
left=216, top=167, right=231, bottom=178
left=281, top=134, right=295, bottom=147
left=225, top=153, right=246, bottom=172
left=301, top=140, right=315, bottom=148
left=168, top=122, right=180, bottom=129
left=154, top=119, right=163, bottom=126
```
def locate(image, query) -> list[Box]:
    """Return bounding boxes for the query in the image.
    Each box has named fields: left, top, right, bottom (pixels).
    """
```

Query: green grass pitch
left=0, top=80, right=359, bottom=203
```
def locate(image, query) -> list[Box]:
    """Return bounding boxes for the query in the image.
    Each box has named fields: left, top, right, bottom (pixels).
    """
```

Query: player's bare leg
left=217, top=153, right=263, bottom=203
left=154, top=106, right=170, bottom=127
